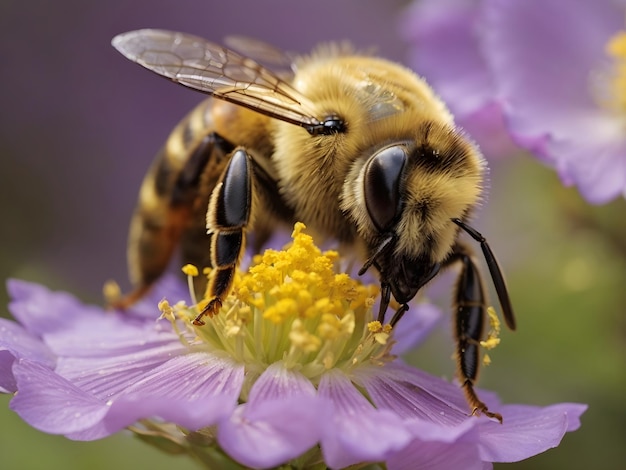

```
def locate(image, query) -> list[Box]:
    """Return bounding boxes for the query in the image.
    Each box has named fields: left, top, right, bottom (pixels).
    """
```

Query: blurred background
left=1, top=0, right=624, bottom=469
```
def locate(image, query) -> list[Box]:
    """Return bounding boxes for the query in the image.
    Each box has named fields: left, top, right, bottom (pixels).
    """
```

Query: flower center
left=160, top=223, right=392, bottom=394
left=593, top=30, right=626, bottom=114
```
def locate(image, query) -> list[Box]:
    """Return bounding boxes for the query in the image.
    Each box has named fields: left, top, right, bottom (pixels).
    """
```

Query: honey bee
left=112, top=29, right=516, bottom=422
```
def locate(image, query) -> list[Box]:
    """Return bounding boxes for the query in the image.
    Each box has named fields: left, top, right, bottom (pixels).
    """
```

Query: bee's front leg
left=194, top=147, right=252, bottom=325
left=447, top=244, right=503, bottom=423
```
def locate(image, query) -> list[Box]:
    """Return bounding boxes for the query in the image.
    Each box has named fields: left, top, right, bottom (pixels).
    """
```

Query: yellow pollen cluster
left=234, top=223, right=376, bottom=331
left=481, top=306, right=502, bottom=366
left=367, top=321, right=393, bottom=345
left=599, top=30, right=626, bottom=113
left=167, top=223, right=388, bottom=383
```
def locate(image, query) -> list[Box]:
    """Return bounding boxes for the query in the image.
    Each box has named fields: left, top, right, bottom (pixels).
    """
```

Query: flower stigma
left=161, top=223, right=387, bottom=394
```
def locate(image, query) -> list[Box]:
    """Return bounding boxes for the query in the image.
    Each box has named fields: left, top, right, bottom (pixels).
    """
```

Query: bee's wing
left=112, top=29, right=321, bottom=130
left=224, top=35, right=296, bottom=73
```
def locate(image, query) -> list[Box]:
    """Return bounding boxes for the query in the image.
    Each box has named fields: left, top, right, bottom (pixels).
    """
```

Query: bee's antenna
left=358, top=234, right=394, bottom=276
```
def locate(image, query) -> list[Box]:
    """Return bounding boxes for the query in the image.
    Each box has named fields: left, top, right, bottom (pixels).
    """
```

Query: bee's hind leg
left=116, top=132, right=235, bottom=309
left=445, top=243, right=503, bottom=423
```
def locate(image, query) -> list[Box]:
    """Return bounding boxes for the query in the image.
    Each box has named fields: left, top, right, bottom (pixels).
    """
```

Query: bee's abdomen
left=127, top=99, right=234, bottom=290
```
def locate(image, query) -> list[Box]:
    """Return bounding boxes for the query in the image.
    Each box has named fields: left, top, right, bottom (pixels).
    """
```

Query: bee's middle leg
left=194, top=147, right=252, bottom=325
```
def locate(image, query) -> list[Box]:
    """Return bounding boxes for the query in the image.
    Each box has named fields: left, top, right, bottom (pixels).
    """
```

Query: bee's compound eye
left=363, top=145, right=407, bottom=231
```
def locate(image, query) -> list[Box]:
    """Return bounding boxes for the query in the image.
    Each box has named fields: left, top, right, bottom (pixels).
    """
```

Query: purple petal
left=392, top=303, right=442, bottom=354
left=113, top=393, right=234, bottom=432
left=218, top=362, right=326, bottom=468
left=403, top=0, right=494, bottom=115
left=121, top=352, right=245, bottom=399
left=0, top=318, right=56, bottom=392
left=69, top=392, right=237, bottom=441
left=547, top=132, right=626, bottom=204
left=219, top=397, right=326, bottom=468
left=0, top=318, right=54, bottom=363
left=405, top=416, right=477, bottom=444
left=388, top=432, right=483, bottom=470
left=54, top=321, right=241, bottom=403
left=7, top=276, right=185, bottom=339
left=6, top=279, right=41, bottom=302
left=45, top=314, right=188, bottom=400
left=10, top=360, right=109, bottom=434
left=11, top=354, right=243, bottom=441
left=481, top=0, right=626, bottom=201
left=402, top=0, right=524, bottom=159
left=357, top=366, right=491, bottom=470
left=246, top=361, right=317, bottom=404
left=477, top=403, right=587, bottom=462
left=353, top=362, right=471, bottom=425
left=319, top=369, right=412, bottom=468
left=0, top=351, right=17, bottom=393
left=458, top=102, right=521, bottom=159
left=482, top=0, right=622, bottom=133
left=55, top=342, right=189, bottom=399
left=30, top=294, right=178, bottom=368
left=7, top=279, right=102, bottom=336
left=45, top=313, right=178, bottom=358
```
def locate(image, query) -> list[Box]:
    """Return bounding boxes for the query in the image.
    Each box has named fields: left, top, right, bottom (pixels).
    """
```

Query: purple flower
left=1, top=226, right=585, bottom=468
left=404, top=0, right=626, bottom=203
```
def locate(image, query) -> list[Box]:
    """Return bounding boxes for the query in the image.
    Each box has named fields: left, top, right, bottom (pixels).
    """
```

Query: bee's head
left=344, top=122, right=485, bottom=302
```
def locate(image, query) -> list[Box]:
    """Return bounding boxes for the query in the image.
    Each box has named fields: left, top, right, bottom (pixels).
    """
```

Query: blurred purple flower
left=1, top=276, right=586, bottom=468
left=404, top=0, right=626, bottom=203
left=402, top=0, right=522, bottom=160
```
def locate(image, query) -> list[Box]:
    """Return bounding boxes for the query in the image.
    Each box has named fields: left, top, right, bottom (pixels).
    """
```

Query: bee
left=112, top=29, right=516, bottom=422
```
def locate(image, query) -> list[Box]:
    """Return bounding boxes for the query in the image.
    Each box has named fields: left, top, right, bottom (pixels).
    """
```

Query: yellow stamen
left=289, top=319, right=322, bottom=353
left=373, top=332, right=390, bottom=345
left=366, top=320, right=392, bottom=344
left=317, top=311, right=355, bottom=340
left=103, top=280, right=122, bottom=304
left=181, top=264, right=199, bottom=277
left=158, top=298, right=172, bottom=315
left=160, top=223, right=389, bottom=384
left=182, top=265, right=199, bottom=306
left=157, top=298, right=191, bottom=342
left=263, top=298, right=299, bottom=324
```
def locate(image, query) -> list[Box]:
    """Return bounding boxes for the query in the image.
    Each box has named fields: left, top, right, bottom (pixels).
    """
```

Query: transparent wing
left=224, top=35, right=296, bottom=72
left=112, top=29, right=321, bottom=129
